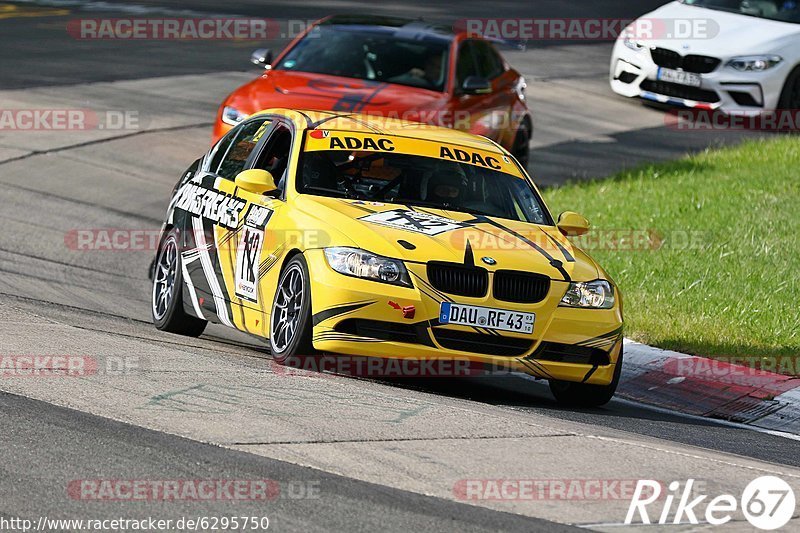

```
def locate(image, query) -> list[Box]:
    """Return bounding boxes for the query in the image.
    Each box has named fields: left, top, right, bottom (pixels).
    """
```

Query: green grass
left=544, top=137, right=800, bottom=373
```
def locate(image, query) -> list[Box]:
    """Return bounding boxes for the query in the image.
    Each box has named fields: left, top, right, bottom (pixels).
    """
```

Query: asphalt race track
left=0, top=1, right=796, bottom=531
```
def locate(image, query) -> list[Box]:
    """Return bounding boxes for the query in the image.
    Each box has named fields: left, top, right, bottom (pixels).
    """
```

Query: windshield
left=680, top=0, right=800, bottom=23
left=275, top=25, right=451, bottom=91
left=297, top=149, right=550, bottom=225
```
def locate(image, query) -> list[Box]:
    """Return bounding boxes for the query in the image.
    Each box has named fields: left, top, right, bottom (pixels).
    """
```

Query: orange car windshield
left=275, top=25, right=450, bottom=92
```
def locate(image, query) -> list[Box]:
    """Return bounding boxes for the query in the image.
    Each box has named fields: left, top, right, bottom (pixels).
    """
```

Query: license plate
left=439, top=302, right=534, bottom=334
left=657, top=67, right=701, bottom=87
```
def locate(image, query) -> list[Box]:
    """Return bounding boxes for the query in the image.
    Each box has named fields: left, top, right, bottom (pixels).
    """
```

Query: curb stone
left=619, top=339, right=800, bottom=435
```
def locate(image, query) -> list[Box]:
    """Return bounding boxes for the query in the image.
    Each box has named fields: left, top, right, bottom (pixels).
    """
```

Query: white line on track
left=513, top=372, right=800, bottom=443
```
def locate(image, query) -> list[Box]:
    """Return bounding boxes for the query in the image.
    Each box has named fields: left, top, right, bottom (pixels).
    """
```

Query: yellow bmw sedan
left=151, top=109, right=623, bottom=406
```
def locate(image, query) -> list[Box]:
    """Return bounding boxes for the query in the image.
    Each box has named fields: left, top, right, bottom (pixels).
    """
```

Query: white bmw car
left=610, top=0, right=800, bottom=112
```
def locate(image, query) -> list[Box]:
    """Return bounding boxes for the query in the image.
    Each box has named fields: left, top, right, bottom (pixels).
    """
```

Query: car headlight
left=324, top=247, right=412, bottom=288
left=514, top=76, right=527, bottom=102
left=623, top=35, right=645, bottom=52
left=620, top=24, right=645, bottom=52
left=559, top=280, right=615, bottom=309
left=726, top=55, right=782, bottom=72
left=221, top=106, right=247, bottom=126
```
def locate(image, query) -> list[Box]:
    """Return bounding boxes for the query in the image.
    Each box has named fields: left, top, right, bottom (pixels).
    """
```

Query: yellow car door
left=215, top=121, right=295, bottom=337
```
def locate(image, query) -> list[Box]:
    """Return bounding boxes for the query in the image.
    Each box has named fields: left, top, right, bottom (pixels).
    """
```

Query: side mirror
left=235, top=169, right=278, bottom=195
left=557, top=211, right=590, bottom=237
left=250, top=48, right=273, bottom=69
left=461, top=76, right=492, bottom=95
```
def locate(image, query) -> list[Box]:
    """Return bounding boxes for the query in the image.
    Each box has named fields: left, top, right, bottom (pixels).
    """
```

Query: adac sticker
left=329, top=136, right=395, bottom=151
left=439, top=146, right=501, bottom=170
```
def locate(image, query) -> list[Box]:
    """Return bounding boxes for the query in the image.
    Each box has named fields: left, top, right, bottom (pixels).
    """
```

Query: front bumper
left=609, top=40, right=788, bottom=114
left=305, top=249, right=623, bottom=385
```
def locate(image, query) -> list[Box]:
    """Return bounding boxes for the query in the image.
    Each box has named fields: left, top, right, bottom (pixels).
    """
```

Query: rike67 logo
left=626, top=476, right=795, bottom=530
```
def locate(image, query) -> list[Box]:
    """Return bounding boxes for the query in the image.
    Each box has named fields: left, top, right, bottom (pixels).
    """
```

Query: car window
left=208, top=128, right=238, bottom=173
left=681, top=0, right=800, bottom=23
left=298, top=149, right=548, bottom=225
left=473, top=40, right=505, bottom=80
left=275, top=25, right=451, bottom=91
left=456, top=41, right=480, bottom=89
left=253, top=125, right=293, bottom=191
left=215, top=118, right=271, bottom=180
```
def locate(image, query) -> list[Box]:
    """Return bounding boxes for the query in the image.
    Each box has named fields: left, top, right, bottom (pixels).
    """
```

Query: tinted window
left=215, top=119, right=270, bottom=180
left=681, top=0, right=800, bottom=22
left=254, top=125, right=293, bottom=191
left=276, top=26, right=450, bottom=91
left=209, top=128, right=237, bottom=173
left=298, top=149, right=548, bottom=224
left=456, top=41, right=480, bottom=88
left=473, top=41, right=505, bottom=79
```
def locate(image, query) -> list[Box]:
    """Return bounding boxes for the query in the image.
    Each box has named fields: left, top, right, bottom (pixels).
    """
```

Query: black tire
left=269, top=254, right=316, bottom=364
left=548, top=349, right=623, bottom=407
left=151, top=228, right=207, bottom=337
left=778, top=66, right=800, bottom=112
left=512, top=120, right=531, bottom=170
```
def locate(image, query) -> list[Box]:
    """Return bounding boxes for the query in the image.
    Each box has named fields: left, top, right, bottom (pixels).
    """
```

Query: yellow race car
left=151, top=109, right=623, bottom=406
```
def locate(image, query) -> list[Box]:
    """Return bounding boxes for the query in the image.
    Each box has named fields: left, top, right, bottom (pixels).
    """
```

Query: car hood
left=637, top=1, right=800, bottom=56
left=229, top=70, right=449, bottom=117
left=295, top=195, right=601, bottom=282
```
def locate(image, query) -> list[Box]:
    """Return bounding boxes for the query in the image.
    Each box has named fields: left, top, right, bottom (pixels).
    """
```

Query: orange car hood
left=232, top=70, right=449, bottom=116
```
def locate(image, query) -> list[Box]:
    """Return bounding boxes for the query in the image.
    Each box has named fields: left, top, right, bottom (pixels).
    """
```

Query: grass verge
left=544, top=137, right=800, bottom=373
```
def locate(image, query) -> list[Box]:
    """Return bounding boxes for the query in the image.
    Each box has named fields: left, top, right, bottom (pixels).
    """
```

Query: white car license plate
left=439, top=302, right=534, bottom=334
left=657, top=67, right=701, bottom=87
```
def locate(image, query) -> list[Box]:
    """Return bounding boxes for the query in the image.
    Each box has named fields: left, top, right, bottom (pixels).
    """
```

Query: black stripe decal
left=525, top=358, right=555, bottom=379
left=543, top=231, right=575, bottom=263
left=577, top=326, right=624, bottom=347
left=518, top=358, right=549, bottom=379
left=410, top=272, right=453, bottom=303
left=581, top=365, right=599, bottom=383
left=312, top=301, right=375, bottom=327
left=463, top=216, right=571, bottom=282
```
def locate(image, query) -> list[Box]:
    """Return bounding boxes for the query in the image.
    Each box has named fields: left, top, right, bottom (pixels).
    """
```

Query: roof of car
left=319, top=15, right=456, bottom=43
left=255, top=109, right=507, bottom=154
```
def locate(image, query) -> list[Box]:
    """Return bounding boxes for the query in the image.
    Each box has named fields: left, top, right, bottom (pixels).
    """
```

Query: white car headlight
left=620, top=23, right=645, bottom=52
left=726, top=55, right=782, bottom=72
left=514, top=76, right=527, bottom=102
left=559, top=280, right=615, bottom=309
left=324, top=247, right=412, bottom=287
left=623, top=35, right=645, bottom=52
left=221, top=106, right=247, bottom=126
